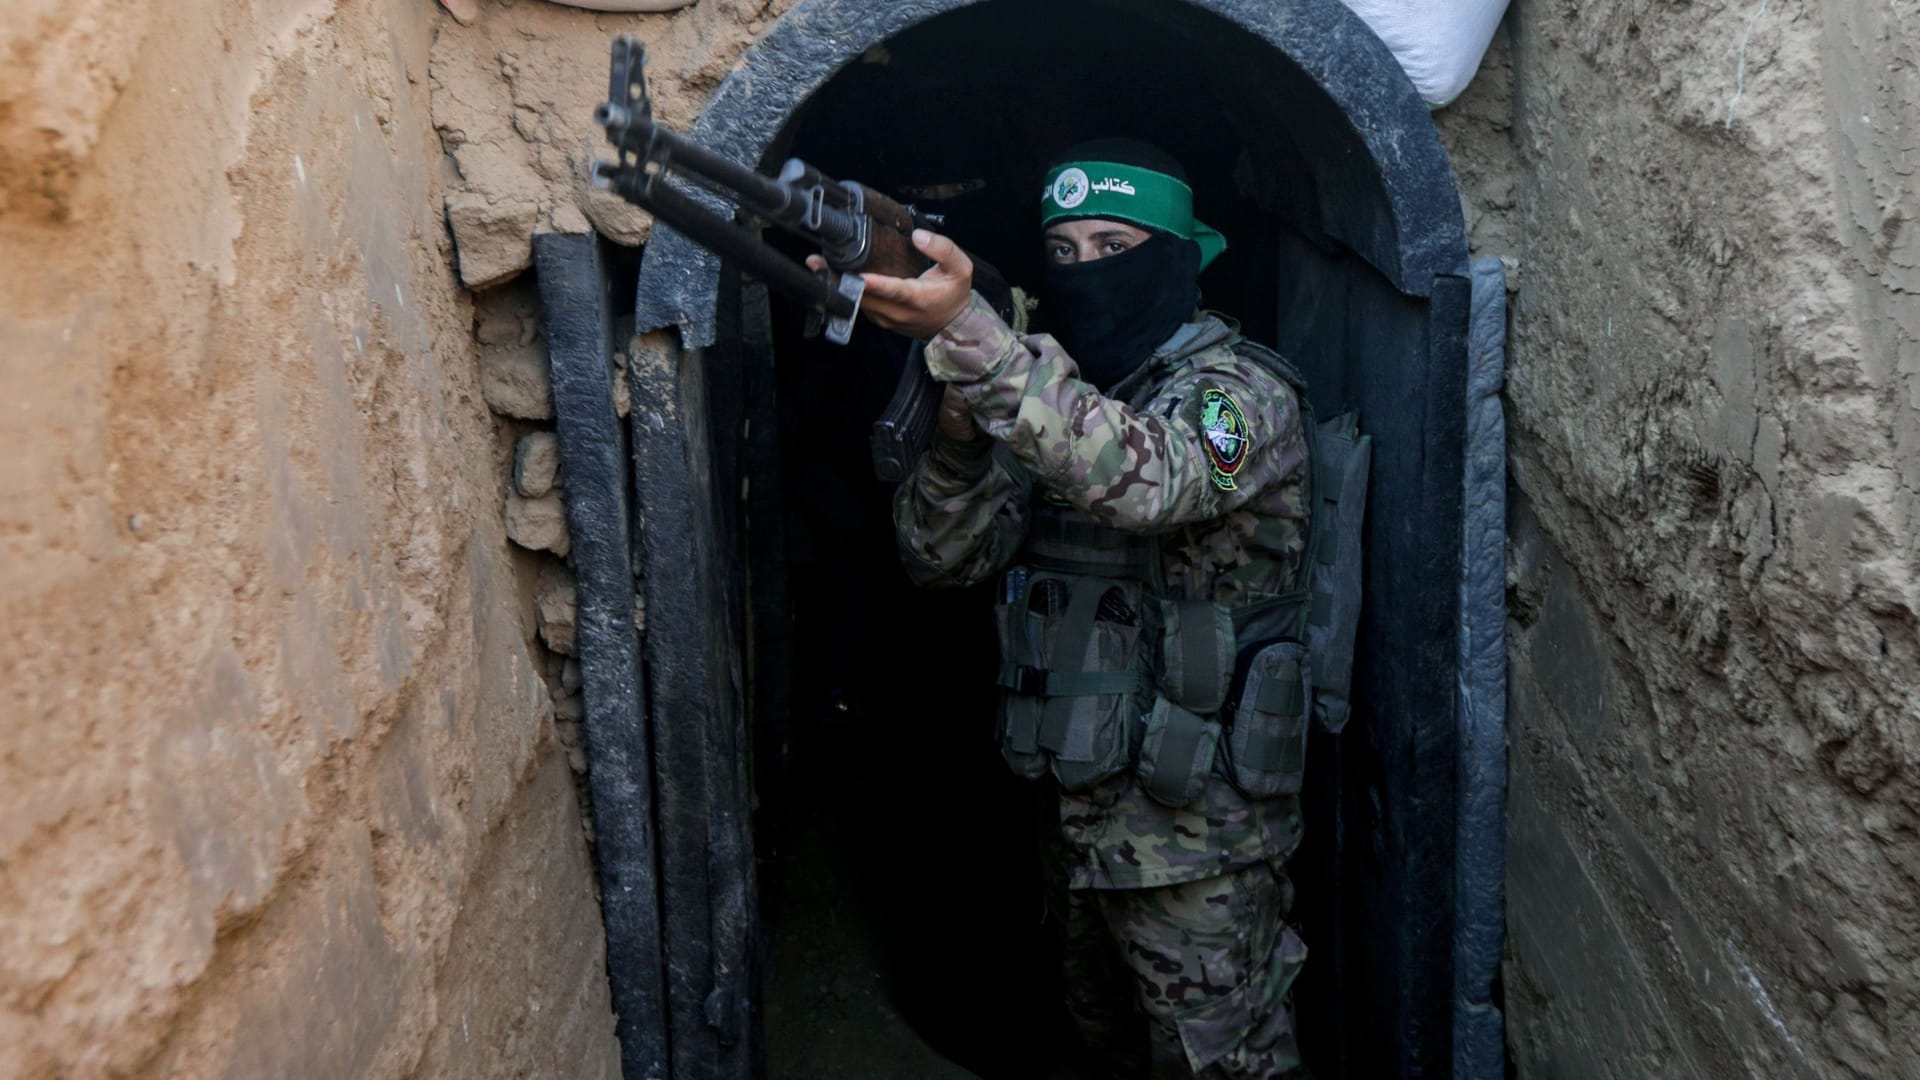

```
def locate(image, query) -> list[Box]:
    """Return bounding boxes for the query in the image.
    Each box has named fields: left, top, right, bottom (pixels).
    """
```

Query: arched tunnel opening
left=752, top=6, right=1357, bottom=1077
left=547, top=1, right=1506, bottom=1077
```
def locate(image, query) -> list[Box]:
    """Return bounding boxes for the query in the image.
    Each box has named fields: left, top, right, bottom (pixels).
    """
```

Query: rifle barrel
left=642, top=125, right=797, bottom=221
left=639, top=178, right=857, bottom=318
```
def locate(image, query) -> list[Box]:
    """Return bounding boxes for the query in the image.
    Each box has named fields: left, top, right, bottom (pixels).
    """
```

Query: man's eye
left=1103, top=240, right=1130, bottom=254
left=1047, top=244, right=1073, bottom=261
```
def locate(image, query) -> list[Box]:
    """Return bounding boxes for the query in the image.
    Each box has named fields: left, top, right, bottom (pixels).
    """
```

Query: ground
left=762, top=791, right=983, bottom=1080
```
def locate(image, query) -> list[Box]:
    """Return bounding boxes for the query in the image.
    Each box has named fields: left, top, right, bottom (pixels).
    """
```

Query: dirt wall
left=1438, top=3, right=1917, bottom=1076
left=11, top=0, right=1910, bottom=1075
left=0, top=1, right=623, bottom=1076
left=436, top=1, right=1920, bottom=1075
left=428, top=0, right=797, bottom=274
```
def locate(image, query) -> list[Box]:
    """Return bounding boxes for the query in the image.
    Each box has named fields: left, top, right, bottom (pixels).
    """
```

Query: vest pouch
left=1158, top=598, right=1236, bottom=714
left=992, top=568, right=1048, bottom=781
left=1040, top=576, right=1145, bottom=792
left=995, top=569, right=1145, bottom=790
left=1135, top=697, right=1222, bottom=808
left=1224, top=641, right=1312, bottom=798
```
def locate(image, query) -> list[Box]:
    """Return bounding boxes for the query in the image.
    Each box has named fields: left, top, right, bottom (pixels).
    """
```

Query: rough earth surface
left=427, top=0, right=800, bottom=255
left=0, top=1, right=631, bottom=1076
left=1438, top=5, right=1918, bottom=1077
left=7, top=0, right=1916, bottom=1077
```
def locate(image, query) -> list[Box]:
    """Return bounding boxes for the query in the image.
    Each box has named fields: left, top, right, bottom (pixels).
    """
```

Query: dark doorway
left=615, top=1, right=1502, bottom=1078
left=749, top=10, right=1328, bottom=1075
left=755, top=299, right=1072, bottom=1078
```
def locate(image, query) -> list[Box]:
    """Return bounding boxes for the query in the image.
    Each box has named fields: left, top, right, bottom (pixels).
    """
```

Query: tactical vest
left=990, top=325, right=1371, bottom=806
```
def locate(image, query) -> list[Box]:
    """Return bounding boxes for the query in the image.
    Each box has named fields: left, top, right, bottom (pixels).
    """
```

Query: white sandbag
left=1336, top=0, right=1510, bottom=107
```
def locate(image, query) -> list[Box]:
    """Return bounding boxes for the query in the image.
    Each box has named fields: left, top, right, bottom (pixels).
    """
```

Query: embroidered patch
left=1200, top=387, right=1250, bottom=490
left=1049, top=167, right=1090, bottom=210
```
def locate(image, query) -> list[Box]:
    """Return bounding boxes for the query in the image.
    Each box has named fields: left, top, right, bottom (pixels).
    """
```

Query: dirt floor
left=762, top=794, right=984, bottom=1080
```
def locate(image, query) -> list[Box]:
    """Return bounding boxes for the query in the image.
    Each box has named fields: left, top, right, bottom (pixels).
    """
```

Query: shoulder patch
left=1199, top=386, right=1251, bottom=490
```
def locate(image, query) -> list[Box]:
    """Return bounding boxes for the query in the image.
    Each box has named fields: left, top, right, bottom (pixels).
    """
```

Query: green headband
left=1041, top=160, right=1228, bottom=270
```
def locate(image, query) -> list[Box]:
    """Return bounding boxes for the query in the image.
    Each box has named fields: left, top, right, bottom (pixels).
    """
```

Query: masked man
left=849, top=140, right=1313, bottom=1079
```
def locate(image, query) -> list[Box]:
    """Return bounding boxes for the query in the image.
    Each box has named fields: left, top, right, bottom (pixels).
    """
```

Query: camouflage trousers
left=1059, top=863, right=1308, bottom=1079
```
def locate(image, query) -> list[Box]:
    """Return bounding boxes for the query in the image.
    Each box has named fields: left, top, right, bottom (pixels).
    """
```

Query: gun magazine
left=870, top=341, right=942, bottom=483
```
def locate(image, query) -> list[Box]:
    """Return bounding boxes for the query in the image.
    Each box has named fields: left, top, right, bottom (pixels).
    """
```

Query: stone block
left=612, top=351, right=631, bottom=418
left=446, top=191, right=539, bottom=290
left=550, top=200, right=593, bottom=235
left=506, top=493, right=569, bottom=558
left=535, top=562, right=578, bottom=656
left=514, top=431, right=560, bottom=498
left=474, top=306, right=526, bottom=347
left=479, top=344, right=553, bottom=421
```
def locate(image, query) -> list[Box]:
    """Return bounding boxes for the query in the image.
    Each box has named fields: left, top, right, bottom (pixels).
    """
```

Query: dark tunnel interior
left=745, top=4, right=1355, bottom=1077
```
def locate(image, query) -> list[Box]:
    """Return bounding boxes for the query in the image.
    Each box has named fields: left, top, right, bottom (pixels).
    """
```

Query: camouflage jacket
left=893, top=291, right=1311, bottom=890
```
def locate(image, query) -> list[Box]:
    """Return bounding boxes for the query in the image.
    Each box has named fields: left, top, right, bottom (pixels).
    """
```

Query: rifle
left=591, top=35, right=1014, bottom=482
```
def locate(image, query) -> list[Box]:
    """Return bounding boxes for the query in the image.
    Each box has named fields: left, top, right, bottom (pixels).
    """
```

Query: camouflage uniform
left=893, top=291, right=1312, bottom=1078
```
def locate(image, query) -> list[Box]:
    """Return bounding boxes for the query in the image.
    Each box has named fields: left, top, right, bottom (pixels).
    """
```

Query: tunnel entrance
left=564, top=1, right=1507, bottom=1078
left=750, top=8, right=1370, bottom=1076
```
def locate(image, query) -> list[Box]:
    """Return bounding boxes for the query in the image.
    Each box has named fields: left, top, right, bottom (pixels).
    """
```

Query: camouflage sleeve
left=891, top=424, right=1032, bottom=589
left=924, top=292, right=1305, bottom=532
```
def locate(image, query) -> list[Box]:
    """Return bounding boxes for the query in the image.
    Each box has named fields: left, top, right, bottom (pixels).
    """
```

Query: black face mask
left=1044, top=234, right=1202, bottom=391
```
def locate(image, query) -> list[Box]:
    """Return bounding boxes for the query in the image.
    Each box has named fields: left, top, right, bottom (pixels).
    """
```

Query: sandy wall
left=431, top=1, right=1920, bottom=1075
left=427, top=0, right=796, bottom=276
left=0, top=1, right=623, bottom=1076
left=1439, top=3, right=1917, bottom=1076
left=9, top=0, right=1913, bottom=1075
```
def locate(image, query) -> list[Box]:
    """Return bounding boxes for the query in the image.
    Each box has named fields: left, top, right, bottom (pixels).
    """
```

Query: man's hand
left=807, top=229, right=973, bottom=339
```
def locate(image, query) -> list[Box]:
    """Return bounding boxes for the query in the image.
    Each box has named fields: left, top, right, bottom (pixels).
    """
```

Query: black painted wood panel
left=535, top=232, right=669, bottom=1079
